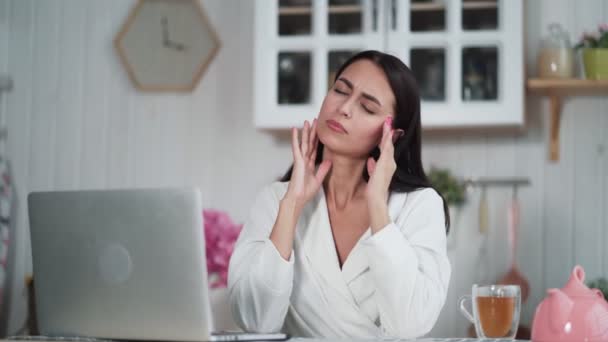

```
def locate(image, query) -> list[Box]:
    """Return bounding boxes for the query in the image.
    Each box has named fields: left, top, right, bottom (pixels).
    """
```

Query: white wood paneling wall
left=427, top=1, right=608, bottom=337
left=0, top=0, right=607, bottom=338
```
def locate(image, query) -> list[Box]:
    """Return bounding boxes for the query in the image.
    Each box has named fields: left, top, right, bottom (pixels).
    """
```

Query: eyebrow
left=337, top=77, right=382, bottom=107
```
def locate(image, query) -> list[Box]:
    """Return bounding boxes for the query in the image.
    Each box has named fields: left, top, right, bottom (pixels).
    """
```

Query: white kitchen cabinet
left=253, top=0, right=523, bottom=129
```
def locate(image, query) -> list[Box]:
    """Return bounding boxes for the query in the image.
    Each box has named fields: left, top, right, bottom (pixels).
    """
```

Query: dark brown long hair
left=280, top=50, right=450, bottom=232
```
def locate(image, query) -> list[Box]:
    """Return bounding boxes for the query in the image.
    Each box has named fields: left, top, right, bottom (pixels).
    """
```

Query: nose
left=338, top=98, right=355, bottom=118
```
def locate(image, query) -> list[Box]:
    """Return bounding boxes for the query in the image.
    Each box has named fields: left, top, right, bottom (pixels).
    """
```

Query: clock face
left=115, top=0, right=220, bottom=91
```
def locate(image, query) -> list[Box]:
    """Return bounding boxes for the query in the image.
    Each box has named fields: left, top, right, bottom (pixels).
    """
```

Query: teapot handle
left=592, top=288, right=605, bottom=299
left=573, top=265, right=585, bottom=283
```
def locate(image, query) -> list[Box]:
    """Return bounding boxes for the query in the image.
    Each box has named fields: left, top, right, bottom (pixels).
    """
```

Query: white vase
left=209, top=287, right=240, bottom=332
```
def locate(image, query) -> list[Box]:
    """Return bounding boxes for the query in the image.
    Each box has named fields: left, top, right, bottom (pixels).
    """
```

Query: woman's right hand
left=284, top=119, right=332, bottom=213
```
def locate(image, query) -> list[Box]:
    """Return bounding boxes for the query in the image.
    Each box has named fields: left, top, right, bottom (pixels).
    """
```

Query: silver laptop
left=26, top=188, right=288, bottom=342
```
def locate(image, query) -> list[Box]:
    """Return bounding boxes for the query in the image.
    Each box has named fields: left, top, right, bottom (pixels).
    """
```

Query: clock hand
left=161, top=16, right=169, bottom=45
left=167, top=40, right=187, bottom=52
left=161, top=16, right=187, bottom=52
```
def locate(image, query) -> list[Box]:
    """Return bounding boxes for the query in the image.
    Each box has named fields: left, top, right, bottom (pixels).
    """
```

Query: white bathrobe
left=227, top=181, right=451, bottom=339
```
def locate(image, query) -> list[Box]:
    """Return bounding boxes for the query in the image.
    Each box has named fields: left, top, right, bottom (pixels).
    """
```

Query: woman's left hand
left=366, top=116, right=402, bottom=203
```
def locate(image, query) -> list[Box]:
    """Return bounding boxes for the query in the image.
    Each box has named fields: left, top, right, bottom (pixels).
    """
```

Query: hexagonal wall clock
left=114, top=0, right=220, bottom=92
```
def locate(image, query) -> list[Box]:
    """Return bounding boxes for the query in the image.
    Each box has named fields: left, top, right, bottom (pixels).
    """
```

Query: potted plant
left=575, top=23, right=608, bottom=80
left=427, top=167, right=467, bottom=208
left=427, top=167, right=467, bottom=248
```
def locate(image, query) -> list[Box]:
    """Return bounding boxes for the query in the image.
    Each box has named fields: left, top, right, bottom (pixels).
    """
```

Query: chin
left=318, top=130, right=371, bottom=159
left=317, top=128, right=343, bottom=149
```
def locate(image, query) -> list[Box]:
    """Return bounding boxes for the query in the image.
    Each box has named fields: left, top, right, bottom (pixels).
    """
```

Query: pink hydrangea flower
left=575, top=26, right=608, bottom=49
left=203, top=209, right=243, bottom=288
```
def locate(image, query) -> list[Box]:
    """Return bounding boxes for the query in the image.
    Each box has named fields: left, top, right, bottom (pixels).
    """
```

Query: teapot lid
left=542, top=23, right=571, bottom=48
left=563, top=265, right=594, bottom=297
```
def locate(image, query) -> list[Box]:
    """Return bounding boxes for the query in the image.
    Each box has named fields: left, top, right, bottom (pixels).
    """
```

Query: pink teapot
left=532, top=265, right=608, bottom=342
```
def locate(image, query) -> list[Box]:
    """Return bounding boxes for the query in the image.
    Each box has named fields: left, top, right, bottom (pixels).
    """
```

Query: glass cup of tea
left=458, top=284, right=521, bottom=339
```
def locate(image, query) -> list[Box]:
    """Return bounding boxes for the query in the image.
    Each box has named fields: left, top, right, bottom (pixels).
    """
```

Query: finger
left=377, top=131, right=394, bottom=166
left=382, top=130, right=395, bottom=156
left=311, top=134, right=319, bottom=159
left=315, top=160, right=332, bottom=184
left=313, top=129, right=319, bottom=150
left=377, top=139, right=395, bottom=170
left=366, top=157, right=376, bottom=176
left=379, top=118, right=392, bottom=151
left=301, top=120, right=310, bottom=156
left=383, top=116, right=393, bottom=135
left=310, top=143, right=318, bottom=167
left=308, top=119, right=317, bottom=158
left=309, top=126, right=319, bottom=161
left=291, top=127, right=302, bottom=160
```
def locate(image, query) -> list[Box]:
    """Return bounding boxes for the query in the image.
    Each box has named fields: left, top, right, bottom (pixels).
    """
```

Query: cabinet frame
left=254, top=0, right=523, bottom=130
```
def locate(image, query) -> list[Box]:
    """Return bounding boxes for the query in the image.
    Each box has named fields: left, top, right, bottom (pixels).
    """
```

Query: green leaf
left=598, top=32, right=608, bottom=48
left=427, top=167, right=466, bottom=206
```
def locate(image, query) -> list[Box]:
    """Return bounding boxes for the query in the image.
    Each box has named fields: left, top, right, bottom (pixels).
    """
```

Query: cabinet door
left=254, top=0, right=386, bottom=129
left=386, top=0, right=523, bottom=129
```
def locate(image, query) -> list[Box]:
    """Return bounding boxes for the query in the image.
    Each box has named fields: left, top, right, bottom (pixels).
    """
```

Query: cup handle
left=458, top=295, right=475, bottom=324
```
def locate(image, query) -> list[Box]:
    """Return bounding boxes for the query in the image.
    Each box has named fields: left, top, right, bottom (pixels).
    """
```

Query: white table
left=2, top=338, right=531, bottom=342
left=288, top=339, right=529, bottom=342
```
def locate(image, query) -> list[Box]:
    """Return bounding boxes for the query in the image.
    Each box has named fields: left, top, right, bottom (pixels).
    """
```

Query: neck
left=322, top=148, right=367, bottom=210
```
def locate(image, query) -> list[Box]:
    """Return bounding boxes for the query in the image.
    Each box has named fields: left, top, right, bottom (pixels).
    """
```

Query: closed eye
left=333, top=87, right=348, bottom=95
left=361, top=99, right=378, bottom=114
left=362, top=104, right=375, bottom=114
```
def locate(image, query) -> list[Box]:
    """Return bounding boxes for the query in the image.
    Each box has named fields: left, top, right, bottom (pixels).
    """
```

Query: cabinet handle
left=372, top=0, right=378, bottom=31
left=391, top=0, right=397, bottom=30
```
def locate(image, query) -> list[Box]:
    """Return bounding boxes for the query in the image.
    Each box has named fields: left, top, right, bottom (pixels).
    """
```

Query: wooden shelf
left=328, top=5, right=362, bottom=14
left=411, top=2, right=445, bottom=11
left=410, top=1, right=496, bottom=12
left=278, top=6, right=310, bottom=15
left=279, top=2, right=496, bottom=15
left=278, top=5, right=362, bottom=16
left=528, top=78, right=608, bottom=94
left=462, top=1, right=498, bottom=10
left=527, top=78, right=608, bottom=162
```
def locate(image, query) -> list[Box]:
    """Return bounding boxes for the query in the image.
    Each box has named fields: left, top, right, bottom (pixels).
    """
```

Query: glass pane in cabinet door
left=279, top=0, right=312, bottom=35
left=410, top=48, right=446, bottom=101
left=328, top=0, right=362, bottom=34
left=278, top=52, right=312, bottom=104
left=328, top=50, right=359, bottom=90
left=462, top=47, right=498, bottom=101
left=462, top=0, right=498, bottom=30
left=410, top=0, right=446, bottom=32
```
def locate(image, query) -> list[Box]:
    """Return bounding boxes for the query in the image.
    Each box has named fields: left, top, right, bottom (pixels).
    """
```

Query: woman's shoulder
left=392, top=187, right=443, bottom=214
left=393, top=187, right=441, bottom=203
left=256, top=181, right=289, bottom=202
left=268, top=180, right=289, bottom=194
left=392, top=187, right=446, bottom=234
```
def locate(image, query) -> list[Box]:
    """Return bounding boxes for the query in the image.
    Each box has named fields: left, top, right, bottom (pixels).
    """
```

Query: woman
left=227, top=50, right=451, bottom=339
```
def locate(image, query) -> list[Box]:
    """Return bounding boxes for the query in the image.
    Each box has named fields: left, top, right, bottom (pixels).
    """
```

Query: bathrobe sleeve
left=227, top=183, right=294, bottom=333
left=362, top=188, right=451, bottom=339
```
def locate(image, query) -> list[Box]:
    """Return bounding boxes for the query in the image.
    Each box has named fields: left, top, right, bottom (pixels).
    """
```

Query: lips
left=326, top=119, right=347, bottom=134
